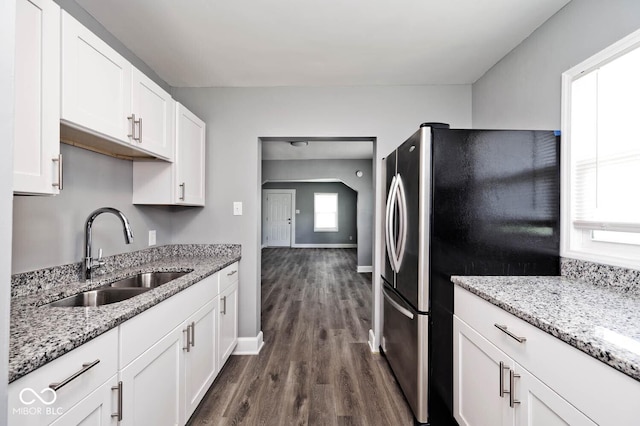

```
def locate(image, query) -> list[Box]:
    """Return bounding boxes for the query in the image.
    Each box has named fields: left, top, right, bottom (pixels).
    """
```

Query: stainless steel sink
left=108, top=271, right=191, bottom=289
left=44, top=288, right=151, bottom=307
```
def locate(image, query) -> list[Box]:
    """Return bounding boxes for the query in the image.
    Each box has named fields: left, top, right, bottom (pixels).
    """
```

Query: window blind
left=571, top=44, right=640, bottom=233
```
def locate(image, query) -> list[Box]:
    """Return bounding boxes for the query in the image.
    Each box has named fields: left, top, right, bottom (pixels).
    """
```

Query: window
left=314, top=193, right=338, bottom=232
left=562, top=28, right=640, bottom=269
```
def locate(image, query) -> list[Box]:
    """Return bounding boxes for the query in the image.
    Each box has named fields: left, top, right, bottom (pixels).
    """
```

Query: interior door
left=265, top=192, right=293, bottom=247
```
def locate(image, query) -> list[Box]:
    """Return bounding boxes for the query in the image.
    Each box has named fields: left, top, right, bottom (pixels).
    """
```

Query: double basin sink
left=45, top=271, right=191, bottom=308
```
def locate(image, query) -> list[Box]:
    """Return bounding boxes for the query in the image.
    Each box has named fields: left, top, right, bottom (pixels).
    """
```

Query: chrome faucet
left=84, top=207, right=134, bottom=280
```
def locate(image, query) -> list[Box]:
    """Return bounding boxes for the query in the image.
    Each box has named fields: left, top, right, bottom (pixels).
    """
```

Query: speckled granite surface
left=451, top=275, right=640, bottom=382
left=9, top=244, right=241, bottom=383
left=561, top=257, right=640, bottom=295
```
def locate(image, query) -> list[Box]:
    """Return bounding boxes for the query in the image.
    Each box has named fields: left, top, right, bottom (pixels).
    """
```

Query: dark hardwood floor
left=188, top=248, right=414, bottom=425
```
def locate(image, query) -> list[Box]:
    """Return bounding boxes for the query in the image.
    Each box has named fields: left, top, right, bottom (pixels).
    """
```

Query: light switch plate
left=148, top=230, right=156, bottom=246
left=233, top=201, right=243, bottom=216
left=296, top=209, right=300, bottom=214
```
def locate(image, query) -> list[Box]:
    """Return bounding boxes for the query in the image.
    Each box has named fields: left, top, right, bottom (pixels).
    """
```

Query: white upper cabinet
left=60, top=11, right=172, bottom=160
left=131, top=67, right=175, bottom=159
left=132, top=102, right=206, bottom=206
left=13, top=0, right=61, bottom=195
left=61, top=10, right=131, bottom=143
left=175, top=103, right=206, bottom=205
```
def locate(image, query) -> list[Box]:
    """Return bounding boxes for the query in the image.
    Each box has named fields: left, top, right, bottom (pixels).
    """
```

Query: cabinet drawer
left=8, top=328, right=118, bottom=426
left=454, top=286, right=640, bottom=425
left=119, top=274, right=217, bottom=367
left=219, top=262, right=238, bottom=293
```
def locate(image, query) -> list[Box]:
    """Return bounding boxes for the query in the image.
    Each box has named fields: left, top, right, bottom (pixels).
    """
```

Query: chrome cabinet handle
left=227, top=270, right=237, bottom=277
left=190, top=321, right=195, bottom=347
left=509, top=370, right=521, bottom=407
left=221, top=296, right=227, bottom=315
left=138, top=117, right=142, bottom=143
left=179, top=182, right=186, bottom=201
left=111, top=381, right=123, bottom=421
left=183, top=326, right=191, bottom=352
left=49, top=359, right=100, bottom=391
left=128, top=114, right=141, bottom=141
left=52, top=155, right=63, bottom=189
left=494, top=324, right=527, bottom=343
left=499, top=361, right=510, bottom=397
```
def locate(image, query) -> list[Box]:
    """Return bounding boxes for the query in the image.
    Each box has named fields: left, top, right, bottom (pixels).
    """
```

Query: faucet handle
left=98, top=248, right=103, bottom=261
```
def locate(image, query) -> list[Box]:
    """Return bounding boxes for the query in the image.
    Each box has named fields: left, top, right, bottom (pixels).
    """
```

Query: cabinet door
left=184, top=299, right=218, bottom=419
left=515, top=366, right=596, bottom=426
left=218, top=281, right=238, bottom=367
left=131, top=67, right=174, bottom=160
left=61, top=11, right=131, bottom=143
left=14, top=0, right=60, bottom=195
left=120, top=327, right=184, bottom=426
left=49, top=378, right=118, bottom=426
left=454, top=315, right=514, bottom=426
left=175, top=103, right=205, bottom=206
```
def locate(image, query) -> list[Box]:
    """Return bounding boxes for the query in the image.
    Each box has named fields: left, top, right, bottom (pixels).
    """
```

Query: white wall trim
left=292, top=243, right=357, bottom=248
left=357, top=265, right=373, bottom=273
left=368, top=329, right=379, bottom=353
left=233, top=331, right=264, bottom=355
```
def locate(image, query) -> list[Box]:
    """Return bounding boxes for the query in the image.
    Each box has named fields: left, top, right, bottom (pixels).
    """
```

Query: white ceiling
left=75, top=0, right=570, bottom=87
left=262, top=141, right=373, bottom=160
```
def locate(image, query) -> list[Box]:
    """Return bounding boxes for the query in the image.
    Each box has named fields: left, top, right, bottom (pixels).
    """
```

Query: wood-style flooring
left=188, top=248, right=414, bottom=426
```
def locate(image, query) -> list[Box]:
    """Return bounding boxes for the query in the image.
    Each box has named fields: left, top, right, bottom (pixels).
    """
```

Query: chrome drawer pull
left=49, top=359, right=100, bottom=391
left=111, top=381, right=123, bottom=421
left=494, top=324, right=527, bottom=343
left=221, top=295, right=227, bottom=315
left=183, top=326, right=191, bottom=352
left=52, top=155, right=63, bottom=189
left=227, top=270, right=237, bottom=276
left=499, top=361, right=510, bottom=397
left=190, top=321, right=195, bottom=347
left=509, top=370, right=521, bottom=407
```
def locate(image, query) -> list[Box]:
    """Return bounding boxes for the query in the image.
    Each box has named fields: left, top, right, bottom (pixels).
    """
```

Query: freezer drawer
left=382, top=284, right=429, bottom=423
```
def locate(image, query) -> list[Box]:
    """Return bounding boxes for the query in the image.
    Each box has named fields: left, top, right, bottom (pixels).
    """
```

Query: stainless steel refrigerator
left=381, top=123, right=560, bottom=425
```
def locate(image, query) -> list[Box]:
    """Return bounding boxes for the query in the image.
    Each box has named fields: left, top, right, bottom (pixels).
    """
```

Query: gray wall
left=13, top=144, right=173, bottom=273
left=171, top=85, right=472, bottom=339
left=263, top=159, right=373, bottom=268
left=473, top=0, right=640, bottom=129
left=1, top=0, right=16, bottom=420
left=262, top=181, right=357, bottom=245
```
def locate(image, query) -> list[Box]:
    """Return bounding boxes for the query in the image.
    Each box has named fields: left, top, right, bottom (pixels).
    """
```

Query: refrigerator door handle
left=395, top=174, right=408, bottom=271
left=385, top=175, right=400, bottom=272
left=382, top=287, right=414, bottom=320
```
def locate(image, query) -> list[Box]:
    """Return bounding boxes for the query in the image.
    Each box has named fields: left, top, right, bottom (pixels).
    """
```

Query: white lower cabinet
left=218, top=281, right=238, bottom=368
left=10, top=264, right=239, bottom=426
left=454, top=316, right=595, bottom=426
left=453, top=285, right=640, bottom=426
left=49, top=377, right=119, bottom=426
left=120, top=327, right=184, bottom=426
left=184, top=299, right=218, bottom=419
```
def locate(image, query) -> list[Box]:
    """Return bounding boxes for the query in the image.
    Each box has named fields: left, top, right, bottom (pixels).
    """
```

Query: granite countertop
left=451, top=275, right=640, bottom=382
left=9, top=245, right=241, bottom=383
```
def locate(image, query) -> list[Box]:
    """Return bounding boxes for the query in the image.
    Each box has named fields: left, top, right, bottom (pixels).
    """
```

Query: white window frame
left=314, top=192, right=339, bottom=232
left=561, top=27, right=640, bottom=270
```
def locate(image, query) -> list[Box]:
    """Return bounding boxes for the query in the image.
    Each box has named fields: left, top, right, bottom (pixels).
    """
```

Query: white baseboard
left=368, top=329, right=379, bottom=353
left=233, top=331, right=264, bottom=355
left=357, top=265, right=373, bottom=273
left=292, top=243, right=357, bottom=248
